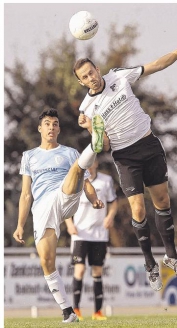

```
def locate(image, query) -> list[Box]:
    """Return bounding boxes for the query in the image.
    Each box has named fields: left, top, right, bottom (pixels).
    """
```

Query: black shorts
left=112, top=133, right=168, bottom=198
left=71, top=240, right=107, bottom=266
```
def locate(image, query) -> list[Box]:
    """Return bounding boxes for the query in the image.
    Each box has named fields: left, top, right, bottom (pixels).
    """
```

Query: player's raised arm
left=142, top=49, right=177, bottom=77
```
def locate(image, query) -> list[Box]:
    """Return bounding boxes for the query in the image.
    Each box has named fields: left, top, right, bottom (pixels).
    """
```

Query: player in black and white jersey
left=73, top=50, right=177, bottom=291
left=65, top=159, right=118, bottom=320
left=13, top=108, right=105, bottom=323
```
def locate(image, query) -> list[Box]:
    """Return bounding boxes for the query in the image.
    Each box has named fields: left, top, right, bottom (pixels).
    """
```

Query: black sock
left=132, top=218, right=156, bottom=269
left=155, top=208, right=177, bottom=258
left=93, top=276, right=103, bottom=313
left=73, top=277, right=82, bottom=309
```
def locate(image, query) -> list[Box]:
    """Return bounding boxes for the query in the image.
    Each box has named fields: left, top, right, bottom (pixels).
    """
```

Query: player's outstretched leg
left=92, top=115, right=104, bottom=153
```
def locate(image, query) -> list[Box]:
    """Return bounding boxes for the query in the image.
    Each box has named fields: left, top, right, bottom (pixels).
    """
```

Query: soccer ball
left=69, top=11, right=99, bottom=40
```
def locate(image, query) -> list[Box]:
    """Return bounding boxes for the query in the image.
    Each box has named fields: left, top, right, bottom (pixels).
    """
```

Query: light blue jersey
left=20, top=144, right=88, bottom=205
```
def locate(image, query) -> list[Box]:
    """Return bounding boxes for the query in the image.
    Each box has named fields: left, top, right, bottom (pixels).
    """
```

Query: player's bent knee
left=153, top=193, right=170, bottom=209
left=40, top=256, right=55, bottom=272
left=131, top=206, right=146, bottom=221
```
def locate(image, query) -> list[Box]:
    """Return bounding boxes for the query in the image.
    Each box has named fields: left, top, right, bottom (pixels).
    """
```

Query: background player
left=65, top=159, right=118, bottom=320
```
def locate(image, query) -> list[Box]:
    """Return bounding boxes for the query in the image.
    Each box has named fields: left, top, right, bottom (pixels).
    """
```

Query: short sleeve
left=111, top=66, right=143, bottom=84
left=19, top=152, right=31, bottom=176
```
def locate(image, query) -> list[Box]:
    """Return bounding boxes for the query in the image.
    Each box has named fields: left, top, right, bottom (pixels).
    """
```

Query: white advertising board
left=5, top=254, right=177, bottom=309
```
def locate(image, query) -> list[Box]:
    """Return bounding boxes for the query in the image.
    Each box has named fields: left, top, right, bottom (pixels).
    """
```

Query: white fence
left=4, top=247, right=177, bottom=309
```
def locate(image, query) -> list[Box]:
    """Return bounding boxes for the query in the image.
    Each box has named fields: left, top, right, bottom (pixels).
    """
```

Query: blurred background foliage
left=4, top=24, right=177, bottom=248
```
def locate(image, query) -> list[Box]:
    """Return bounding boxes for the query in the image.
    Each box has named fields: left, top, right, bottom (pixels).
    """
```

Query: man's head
left=38, top=108, right=59, bottom=125
left=38, top=108, right=60, bottom=144
left=73, top=58, right=97, bottom=79
left=73, top=58, right=103, bottom=94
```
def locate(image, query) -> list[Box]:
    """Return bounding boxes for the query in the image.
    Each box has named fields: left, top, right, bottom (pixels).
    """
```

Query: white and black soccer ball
left=69, top=11, right=99, bottom=40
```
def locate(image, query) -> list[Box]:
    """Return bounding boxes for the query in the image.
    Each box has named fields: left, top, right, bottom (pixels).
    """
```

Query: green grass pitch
left=4, top=315, right=177, bottom=328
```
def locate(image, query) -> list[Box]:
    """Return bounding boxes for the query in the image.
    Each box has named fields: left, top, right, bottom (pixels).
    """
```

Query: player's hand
left=92, top=199, right=105, bottom=209
left=78, top=114, right=92, bottom=131
left=13, top=226, right=25, bottom=244
left=67, top=225, right=78, bottom=236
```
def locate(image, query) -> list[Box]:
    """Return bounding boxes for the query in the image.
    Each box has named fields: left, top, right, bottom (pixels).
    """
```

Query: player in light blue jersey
left=73, top=50, right=177, bottom=292
left=13, top=108, right=105, bottom=323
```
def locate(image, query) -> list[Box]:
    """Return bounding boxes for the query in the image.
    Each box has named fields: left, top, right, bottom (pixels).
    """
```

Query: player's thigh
left=114, top=160, right=144, bottom=197
left=148, top=181, right=170, bottom=209
left=59, top=187, right=83, bottom=220
left=36, top=228, right=57, bottom=257
left=62, top=160, right=84, bottom=194
left=88, top=242, right=107, bottom=266
left=36, top=228, right=58, bottom=271
left=71, top=240, right=89, bottom=265
left=143, top=139, right=168, bottom=188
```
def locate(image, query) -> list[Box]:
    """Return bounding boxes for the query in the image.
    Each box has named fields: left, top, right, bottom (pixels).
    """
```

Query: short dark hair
left=73, top=58, right=96, bottom=78
left=38, top=108, right=59, bottom=125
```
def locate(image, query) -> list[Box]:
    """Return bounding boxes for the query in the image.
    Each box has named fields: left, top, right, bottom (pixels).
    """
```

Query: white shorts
left=32, top=184, right=83, bottom=245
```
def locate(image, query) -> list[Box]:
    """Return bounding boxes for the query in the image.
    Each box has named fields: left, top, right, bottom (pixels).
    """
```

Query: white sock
left=78, top=144, right=97, bottom=169
left=44, top=270, right=71, bottom=310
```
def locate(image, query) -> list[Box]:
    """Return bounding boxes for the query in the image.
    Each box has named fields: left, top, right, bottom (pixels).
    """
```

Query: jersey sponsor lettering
left=102, top=94, right=126, bottom=121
